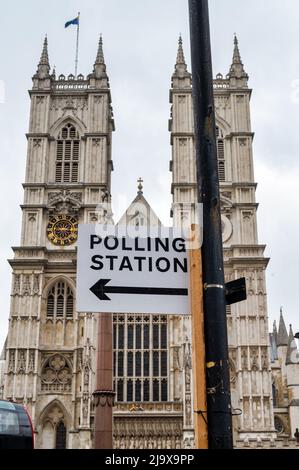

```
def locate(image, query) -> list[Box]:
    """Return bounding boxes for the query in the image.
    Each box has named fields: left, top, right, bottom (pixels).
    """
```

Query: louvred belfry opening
left=55, top=124, right=80, bottom=183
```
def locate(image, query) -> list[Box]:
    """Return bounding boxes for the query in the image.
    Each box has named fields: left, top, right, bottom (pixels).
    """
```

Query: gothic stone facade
left=1, top=36, right=299, bottom=449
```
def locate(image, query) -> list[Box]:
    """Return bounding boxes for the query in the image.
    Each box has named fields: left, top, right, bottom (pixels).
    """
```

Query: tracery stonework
left=41, top=355, right=72, bottom=393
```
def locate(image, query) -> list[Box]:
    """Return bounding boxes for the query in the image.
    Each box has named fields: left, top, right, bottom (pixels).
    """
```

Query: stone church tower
left=3, top=36, right=115, bottom=449
left=169, top=36, right=277, bottom=443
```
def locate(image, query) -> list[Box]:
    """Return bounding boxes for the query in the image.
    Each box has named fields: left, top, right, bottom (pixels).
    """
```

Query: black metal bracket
left=225, top=277, right=247, bottom=306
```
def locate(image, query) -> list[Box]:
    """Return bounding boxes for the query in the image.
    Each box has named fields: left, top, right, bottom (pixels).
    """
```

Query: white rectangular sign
left=77, top=225, right=190, bottom=314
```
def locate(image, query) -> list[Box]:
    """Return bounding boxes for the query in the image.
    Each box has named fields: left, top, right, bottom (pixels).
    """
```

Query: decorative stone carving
left=184, top=340, right=192, bottom=393
left=247, top=272, right=255, bottom=295
left=28, top=213, right=37, bottom=222
left=241, top=349, right=248, bottom=370
left=82, top=393, right=89, bottom=424
left=113, top=417, right=183, bottom=450
left=84, top=366, right=90, bottom=387
left=28, top=351, right=35, bottom=373
left=13, top=275, right=21, bottom=295
left=48, top=252, right=76, bottom=262
left=32, top=275, right=40, bottom=295
left=77, top=349, right=83, bottom=371
left=183, top=437, right=194, bottom=449
left=261, top=348, right=268, bottom=370
left=93, top=391, right=115, bottom=408
left=89, top=213, right=99, bottom=223
left=257, top=273, right=265, bottom=295
left=41, top=354, right=72, bottom=392
left=47, top=190, right=82, bottom=215
left=50, top=96, right=87, bottom=111
left=185, top=394, right=192, bottom=426
left=179, top=138, right=187, bottom=147
left=64, top=97, right=75, bottom=110
left=114, top=402, right=183, bottom=413
left=33, top=139, right=42, bottom=148
left=8, top=350, right=15, bottom=373
left=222, top=191, right=232, bottom=200
left=17, top=350, right=26, bottom=374
left=22, top=275, right=31, bottom=296
left=92, top=138, right=102, bottom=147
left=14, top=249, right=43, bottom=258
left=250, top=349, right=258, bottom=370
left=242, top=211, right=252, bottom=221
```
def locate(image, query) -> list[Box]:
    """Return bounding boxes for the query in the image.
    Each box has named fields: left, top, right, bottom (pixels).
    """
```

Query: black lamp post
left=188, top=0, right=233, bottom=449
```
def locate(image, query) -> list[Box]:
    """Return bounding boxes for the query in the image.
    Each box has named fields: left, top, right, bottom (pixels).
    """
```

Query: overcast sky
left=1, top=0, right=299, bottom=349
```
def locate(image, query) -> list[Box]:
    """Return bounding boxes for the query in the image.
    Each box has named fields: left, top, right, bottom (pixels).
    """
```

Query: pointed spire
left=93, top=35, right=108, bottom=79
left=37, top=35, right=50, bottom=77
left=286, top=325, right=299, bottom=365
left=277, top=307, right=289, bottom=347
left=51, top=66, right=56, bottom=80
left=232, top=34, right=242, bottom=65
left=228, top=34, right=248, bottom=83
left=95, top=35, right=105, bottom=65
left=173, top=35, right=190, bottom=77
left=176, top=35, right=186, bottom=66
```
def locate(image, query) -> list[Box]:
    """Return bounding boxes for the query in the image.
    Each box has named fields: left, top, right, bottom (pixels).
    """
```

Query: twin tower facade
left=1, top=35, right=298, bottom=448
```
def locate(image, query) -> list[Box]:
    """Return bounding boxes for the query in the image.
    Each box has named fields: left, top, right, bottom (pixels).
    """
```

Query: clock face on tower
left=47, top=215, right=78, bottom=246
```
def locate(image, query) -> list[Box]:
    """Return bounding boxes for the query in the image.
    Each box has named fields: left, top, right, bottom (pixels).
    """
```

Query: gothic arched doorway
left=38, top=401, right=69, bottom=449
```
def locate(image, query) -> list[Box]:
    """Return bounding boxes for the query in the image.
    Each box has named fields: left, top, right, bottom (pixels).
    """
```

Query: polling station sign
left=76, top=225, right=190, bottom=314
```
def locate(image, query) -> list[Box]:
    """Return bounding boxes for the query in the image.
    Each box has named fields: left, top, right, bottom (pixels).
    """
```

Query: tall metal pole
left=188, top=0, right=233, bottom=449
left=75, top=12, right=80, bottom=78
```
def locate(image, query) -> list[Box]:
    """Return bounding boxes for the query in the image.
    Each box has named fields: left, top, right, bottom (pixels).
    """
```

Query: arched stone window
left=47, top=281, right=74, bottom=319
left=55, top=123, right=80, bottom=183
left=216, top=126, right=226, bottom=182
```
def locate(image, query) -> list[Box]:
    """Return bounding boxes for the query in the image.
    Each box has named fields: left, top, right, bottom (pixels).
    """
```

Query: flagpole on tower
left=75, top=12, right=80, bottom=78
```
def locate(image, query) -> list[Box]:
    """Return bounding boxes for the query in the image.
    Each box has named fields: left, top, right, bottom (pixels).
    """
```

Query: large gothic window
left=47, top=281, right=74, bottom=319
left=216, top=127, right=226, bottom=182
left=113, top=315, right=168, bottom=403
left=55, top=123, right=80, bottom=183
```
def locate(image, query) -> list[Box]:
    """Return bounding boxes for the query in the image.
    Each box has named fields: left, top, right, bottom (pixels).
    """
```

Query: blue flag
left=65, top=16, right=79, bottom=28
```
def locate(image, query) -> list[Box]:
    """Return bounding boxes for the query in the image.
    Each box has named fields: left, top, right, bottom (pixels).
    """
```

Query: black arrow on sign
left=90, top=279, right=189, bottom=301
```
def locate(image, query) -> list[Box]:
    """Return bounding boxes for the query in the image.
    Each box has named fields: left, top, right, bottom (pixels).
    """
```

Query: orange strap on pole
left=189, top=225, right=208, bottom=449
